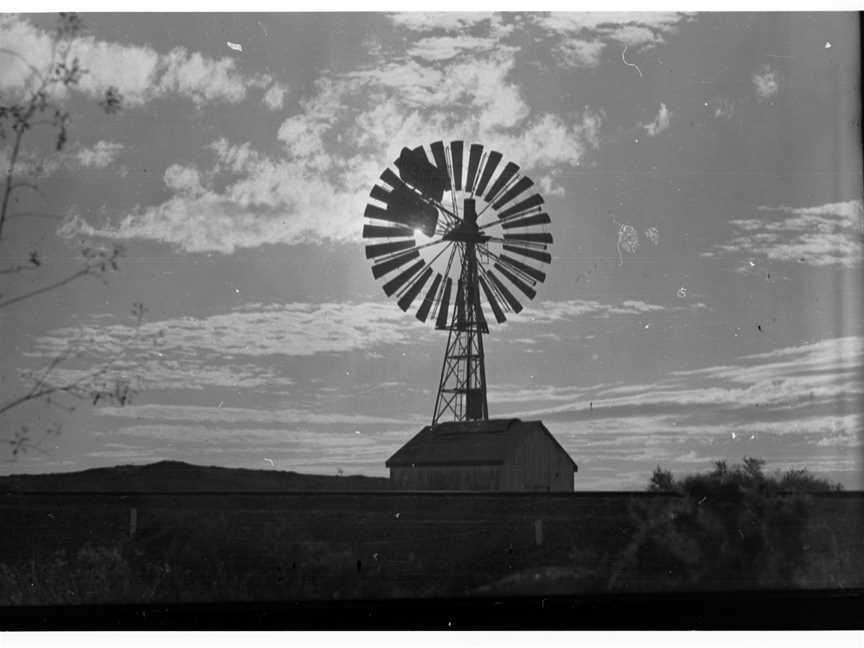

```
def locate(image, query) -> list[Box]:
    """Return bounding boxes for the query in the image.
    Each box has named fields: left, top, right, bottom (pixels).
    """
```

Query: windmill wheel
left=362, top=141, right=553, bottom=326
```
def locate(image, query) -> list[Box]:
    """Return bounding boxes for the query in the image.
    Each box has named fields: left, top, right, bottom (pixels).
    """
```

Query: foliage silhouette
left=0, top=14, right=147, bottom=458
left=609, top=457, right=844, bottom=591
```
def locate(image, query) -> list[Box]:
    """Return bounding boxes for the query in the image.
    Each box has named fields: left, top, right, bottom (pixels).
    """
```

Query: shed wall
left=390, top=465, right=503, bottom=490
left=519, top=427, right=574, bottom=492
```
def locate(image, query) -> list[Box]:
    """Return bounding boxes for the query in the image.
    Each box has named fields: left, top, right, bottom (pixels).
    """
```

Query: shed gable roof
left=385, top=418, right=576, bottom=468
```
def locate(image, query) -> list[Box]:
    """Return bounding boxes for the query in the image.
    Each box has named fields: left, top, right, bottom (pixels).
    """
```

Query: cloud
left=74, top=140, right=125, bottom=168
left=44, top=359, right=297, bottom=393
left=702, top=200, right=863, bottom=268
left=2, top=140, right=125, bottom=176
left=501, top=335, right=863, bottom=430
left=712, top=97, right=735, bottom=119
left=63, top=20, right=604, bottom=253
left=641, top=103, right=671, bottom=136
left=262, top=83, right=288, bottom=110
left=511, top=299, right=667, bottom=325
left=389, top=12, right=496, bottom=32
left=95, top=404, right=410, bottom=426
left=753, top=64, right=780, bottom=100
left=490, top=334, right=864, bottom=487
left=0, top=15, right=283, bottom=108
left=407, top=35, right=498, bottom=61
left=29, top=301, right=433, bottom=362
left=163, top=163, right=204, bottom=196
left=534, top=12, right=691, bottom=55
left=556, top=39, right=606, bottom=67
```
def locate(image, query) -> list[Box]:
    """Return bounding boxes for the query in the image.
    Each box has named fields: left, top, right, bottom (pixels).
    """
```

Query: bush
left=608, top=458, right=842, bottom=591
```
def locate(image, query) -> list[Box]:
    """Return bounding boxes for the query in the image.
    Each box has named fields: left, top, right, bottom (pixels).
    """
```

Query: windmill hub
left=362, top=141, right=553, bottom=424
left=443, top=199, right=489, bottom=243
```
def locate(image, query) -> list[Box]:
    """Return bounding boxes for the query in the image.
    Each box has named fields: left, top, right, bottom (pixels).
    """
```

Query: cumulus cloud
left=262, top=83, right=288, bottom=110
left=162, top=163, right=205, bottom=196
left=702, top=199, right=863, bottom=268
left=407, top=35, right=498, bottom=61
left=389, top=12, right=496, bottom=32
left=556, top=39, right=606, bottom=67
left=0, top=15, right=284, bottom=108
left=535, top=12, right=691, bottom=56
left=63, top=20, right=604, bottom=253
left=753, top=63, right=780, bottom=100
left=641, top=103, right=671, bottom=136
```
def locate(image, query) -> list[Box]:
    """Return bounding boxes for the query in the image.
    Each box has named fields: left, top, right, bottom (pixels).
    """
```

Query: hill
left=0, top=460, right=391, bottom=492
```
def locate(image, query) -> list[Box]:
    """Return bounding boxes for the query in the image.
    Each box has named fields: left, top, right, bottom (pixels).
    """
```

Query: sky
left=0, top=12, right=861, bottom=489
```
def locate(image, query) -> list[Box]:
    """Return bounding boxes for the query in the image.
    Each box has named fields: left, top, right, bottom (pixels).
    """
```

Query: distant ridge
left=0, top=460, right=391, bottom=493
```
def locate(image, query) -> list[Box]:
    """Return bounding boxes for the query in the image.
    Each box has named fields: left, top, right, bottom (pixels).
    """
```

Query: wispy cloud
left=0, top=15, right=284, bottom=108
left=753, top=63, right=780, bottom=100
left=510, top=299, right=668, bottom=325
left=2, top=140, right=125, bottom=177
left=29, top=301, right=434, bottom=362
left=501, top=335, right=864, bottom=487
left=703, top=200, right=863, bottom=268
left=641, top=103, right=671, bottom=137
left=500, top=335, right=863, bottom=435
left=95, top=404, right=411, bottom=426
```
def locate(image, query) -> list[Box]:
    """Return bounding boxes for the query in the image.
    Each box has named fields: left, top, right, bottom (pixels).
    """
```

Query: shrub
left=608, top=458, right=842, bottom=591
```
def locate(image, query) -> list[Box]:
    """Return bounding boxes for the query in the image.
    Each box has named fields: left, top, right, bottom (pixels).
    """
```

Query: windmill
left=362, top=141, right=552, bottom=424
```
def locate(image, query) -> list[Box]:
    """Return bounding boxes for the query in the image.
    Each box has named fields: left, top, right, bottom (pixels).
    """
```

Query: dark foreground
left=1, top=461, right=862, bottom=628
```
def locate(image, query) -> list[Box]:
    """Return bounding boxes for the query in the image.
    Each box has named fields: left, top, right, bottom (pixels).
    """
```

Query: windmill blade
left=362, top=224, right=413, bottom=239
left=435, top=277, right=453, bottom=329
left=498, top=193, right=544, bottom=220
left=465, top=144, right=483, bottom=193
left=365, top=239, right=415, bottom=259
left=398, top=266, right=433, bottom=312
left=499, top=254, right=546, bottom=283
left=369, top=184, right=391, bottom=204
left=371, top=249, right=420, bottom=279
left=380, top=168, right=403, bottom=190
left=450, top=140, right=463, bottom=191
left=383, top=259, right=425, bottom=297
left=429, top=141, right=450, bottom=194
left=501, top=212, right=550, bottom=230
left=487, top=269, right=523, bottom=314
left=385, top=184, right=439, bottom=235
left=503, top=244, right=552, bottom=264
left=366, top=203, right=420, bottom=230
left=475, top=150, right=502, bottom=197
left=479, top=274, right=506, bottom=323
left=503, top=232, right=554, bottom=245
left=485, top=162, right=520, bottom=203
left=492, top=176, right=534, bottom=210
left=495, top=263, right=537, bottom=300
left=415, top=272, right=443, bottom=322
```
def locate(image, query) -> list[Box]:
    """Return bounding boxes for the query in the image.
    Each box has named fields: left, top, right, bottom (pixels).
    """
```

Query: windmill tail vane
left=362, top=140, right=553, bottom=424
